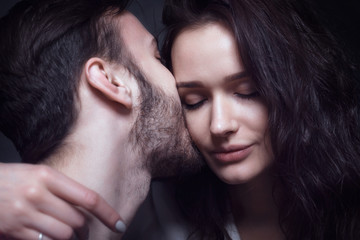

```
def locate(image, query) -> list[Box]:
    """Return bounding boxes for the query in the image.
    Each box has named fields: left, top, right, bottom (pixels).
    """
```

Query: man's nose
left=209, top=96, right=239, bottom=137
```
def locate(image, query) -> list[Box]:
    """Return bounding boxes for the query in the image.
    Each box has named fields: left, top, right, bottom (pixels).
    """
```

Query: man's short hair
left=0, top=0, right=130, bottom=163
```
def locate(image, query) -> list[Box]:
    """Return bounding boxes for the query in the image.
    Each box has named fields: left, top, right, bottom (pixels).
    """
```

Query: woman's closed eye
left=182, top=99, right=206, bottom=110
left=235, top=91, right=260, bottom=100
left=180, top=90, right=259, bottom=110
left=181, top=94, right=207, bottom=110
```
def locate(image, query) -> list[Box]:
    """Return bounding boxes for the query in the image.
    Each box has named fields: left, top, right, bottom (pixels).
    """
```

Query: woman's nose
left=210, top=97, right=239, bottom=137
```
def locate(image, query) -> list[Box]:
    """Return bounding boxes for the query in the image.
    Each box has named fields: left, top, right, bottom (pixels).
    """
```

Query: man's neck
left=45, top=133, right=150, bottom=239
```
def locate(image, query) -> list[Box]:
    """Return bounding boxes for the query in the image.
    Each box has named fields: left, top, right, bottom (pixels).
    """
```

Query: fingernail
left=115, top=220, right=127, bottom=233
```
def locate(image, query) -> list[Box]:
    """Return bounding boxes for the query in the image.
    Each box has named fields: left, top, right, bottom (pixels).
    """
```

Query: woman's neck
left=228, top=168, right=284, bottom=240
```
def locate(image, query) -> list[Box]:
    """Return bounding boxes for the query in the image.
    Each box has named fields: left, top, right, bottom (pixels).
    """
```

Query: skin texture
left=172, top=22, right=273, bottom=185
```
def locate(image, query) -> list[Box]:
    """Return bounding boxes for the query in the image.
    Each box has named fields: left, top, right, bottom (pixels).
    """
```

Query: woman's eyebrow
left=176, top=71, right=248, bottom=89
left=176, top=81, right=204, bottom=89
left=224, top=71, right=248, bottom=82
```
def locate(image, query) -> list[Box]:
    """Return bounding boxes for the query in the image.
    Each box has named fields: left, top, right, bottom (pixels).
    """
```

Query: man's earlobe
left=85, top=58, right=132, bottom=109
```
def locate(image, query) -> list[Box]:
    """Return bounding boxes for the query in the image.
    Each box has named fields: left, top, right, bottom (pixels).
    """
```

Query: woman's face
left=171, top=22, right=273, bottom=184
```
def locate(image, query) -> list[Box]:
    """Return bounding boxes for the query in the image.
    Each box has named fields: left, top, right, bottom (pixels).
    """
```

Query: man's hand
left=0, top=163, right=125, bottom=239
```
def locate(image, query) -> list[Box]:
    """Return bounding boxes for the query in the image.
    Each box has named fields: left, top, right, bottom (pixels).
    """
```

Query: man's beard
left=129, top=69, right=204, bottom=179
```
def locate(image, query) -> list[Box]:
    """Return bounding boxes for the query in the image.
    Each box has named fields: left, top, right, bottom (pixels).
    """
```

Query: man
left=0, top=0, right=202, bottom=239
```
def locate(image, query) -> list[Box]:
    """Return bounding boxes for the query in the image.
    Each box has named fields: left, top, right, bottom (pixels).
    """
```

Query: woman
left=162, top=0, right=360, bottom=239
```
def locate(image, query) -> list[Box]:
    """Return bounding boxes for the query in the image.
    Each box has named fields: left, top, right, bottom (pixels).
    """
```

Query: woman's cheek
left=185, top=113, right=206, bottom=150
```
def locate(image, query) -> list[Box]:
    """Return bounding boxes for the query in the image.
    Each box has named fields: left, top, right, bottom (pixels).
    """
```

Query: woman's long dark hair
left=162, top=0, right=360, bottom=239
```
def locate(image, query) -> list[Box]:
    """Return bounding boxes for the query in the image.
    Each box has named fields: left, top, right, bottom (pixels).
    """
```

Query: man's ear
left=85, top=58, right=132, bottom=109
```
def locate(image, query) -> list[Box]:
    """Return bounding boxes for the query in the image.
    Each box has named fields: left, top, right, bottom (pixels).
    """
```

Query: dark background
left=1, top=0, right=359, bottom=163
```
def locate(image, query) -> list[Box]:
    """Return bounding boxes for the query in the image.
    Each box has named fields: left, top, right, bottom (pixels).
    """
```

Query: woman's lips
left=212, top=145, right=253, bottom=163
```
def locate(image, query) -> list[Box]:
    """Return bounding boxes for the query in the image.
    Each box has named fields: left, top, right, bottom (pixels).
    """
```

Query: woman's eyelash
left=235, top=91, right=259, bottom=99
left=182, top=100, right=206, bottom=110
left=182, top=91, right=259, bottom=110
